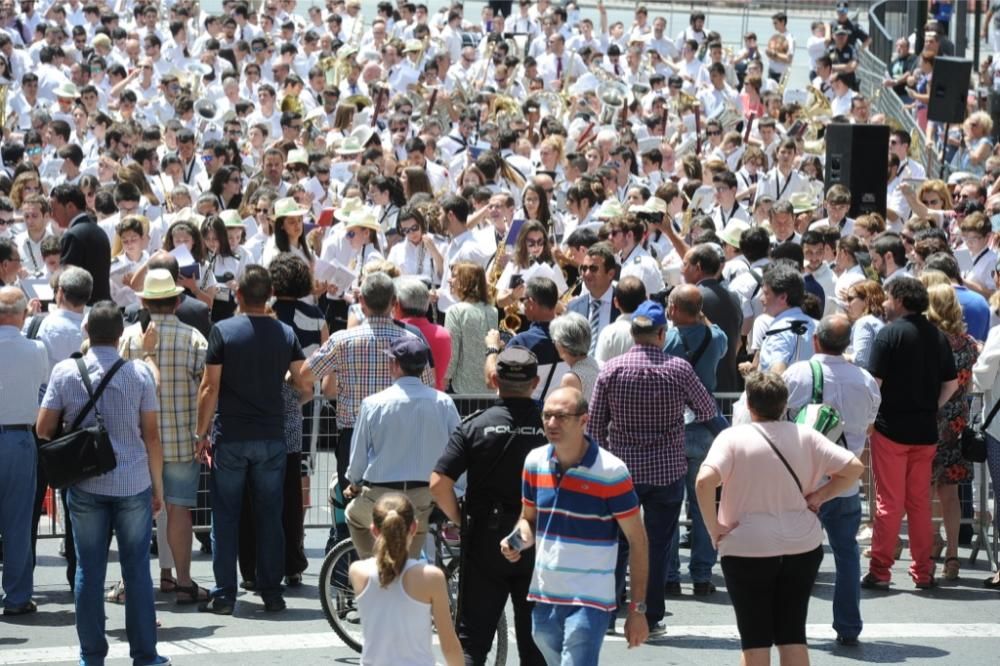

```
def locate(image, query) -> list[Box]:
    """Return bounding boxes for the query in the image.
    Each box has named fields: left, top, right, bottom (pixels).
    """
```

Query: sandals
left=943, top=557, right=961, bottom=581
left=176, top=581, right=211, bottom=605
left=160, top=575, right=177, bottom=593
left=931, top=534, right=946, bottom=561
left=105, top=580, right=126, bottom=604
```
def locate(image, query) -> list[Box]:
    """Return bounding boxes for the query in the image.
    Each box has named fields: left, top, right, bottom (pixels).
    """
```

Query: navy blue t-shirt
left=206, top=314, right=305, bottom=442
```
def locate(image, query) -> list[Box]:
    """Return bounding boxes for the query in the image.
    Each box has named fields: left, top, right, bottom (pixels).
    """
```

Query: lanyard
left=774, top=169, right=793, bottom=200
left=972, top=248, right=990, bottom=268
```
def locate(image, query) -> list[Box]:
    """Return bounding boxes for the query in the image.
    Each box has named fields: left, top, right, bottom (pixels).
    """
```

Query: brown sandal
left=175, top=581, right=210, bottom=605
left=943, top=557, right=961, bottom=581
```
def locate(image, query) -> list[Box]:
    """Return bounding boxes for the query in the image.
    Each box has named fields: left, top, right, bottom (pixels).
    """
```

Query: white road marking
left=4, top=624, right=1000, bottom=664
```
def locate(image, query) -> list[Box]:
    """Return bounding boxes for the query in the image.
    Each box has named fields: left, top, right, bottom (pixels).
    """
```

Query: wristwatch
left=485, top=346, right=501, bottom=356
left=628, top=601, right=647, bottom=614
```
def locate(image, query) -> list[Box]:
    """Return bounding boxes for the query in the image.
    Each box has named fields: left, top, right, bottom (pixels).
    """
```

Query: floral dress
left=934, top=332, right=979, bottom=484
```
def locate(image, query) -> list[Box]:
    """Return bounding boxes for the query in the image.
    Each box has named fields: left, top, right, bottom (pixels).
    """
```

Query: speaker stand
left=939, top=123, right=950, bottom=179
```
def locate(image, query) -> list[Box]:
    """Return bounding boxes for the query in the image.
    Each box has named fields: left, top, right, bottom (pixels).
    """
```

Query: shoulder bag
left=38, top=357, right=126, bottom=490
left=960, top=396, right=1000, bottom=464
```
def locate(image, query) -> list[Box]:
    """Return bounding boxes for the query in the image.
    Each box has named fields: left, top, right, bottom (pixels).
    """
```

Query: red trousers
left=868, top=430, right=937, bottom=583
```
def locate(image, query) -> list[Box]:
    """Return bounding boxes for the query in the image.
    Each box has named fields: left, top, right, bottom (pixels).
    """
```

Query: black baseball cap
left=496, top=348, right=537, bottom=381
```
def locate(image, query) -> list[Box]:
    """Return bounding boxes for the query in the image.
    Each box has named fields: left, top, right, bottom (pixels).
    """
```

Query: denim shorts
left=163, top=460, right=202, bottom=507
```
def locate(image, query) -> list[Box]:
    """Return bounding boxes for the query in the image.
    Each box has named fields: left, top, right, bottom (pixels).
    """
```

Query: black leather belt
left=362, top=480, right=429, bottom=491
left=0, top=424, right=32, bottom=433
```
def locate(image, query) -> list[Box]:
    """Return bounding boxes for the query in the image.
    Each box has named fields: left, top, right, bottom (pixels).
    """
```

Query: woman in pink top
left=696, top=371, right=863, bottom=666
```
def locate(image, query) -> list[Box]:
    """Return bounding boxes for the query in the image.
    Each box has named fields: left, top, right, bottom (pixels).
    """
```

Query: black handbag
left=960, top=396, right=1000, bottom=464
left=38, top=357, right=126, bottom=490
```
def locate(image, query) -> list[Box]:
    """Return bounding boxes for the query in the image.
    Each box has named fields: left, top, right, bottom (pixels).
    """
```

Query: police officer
left=430, top=348, right=547, bottom=666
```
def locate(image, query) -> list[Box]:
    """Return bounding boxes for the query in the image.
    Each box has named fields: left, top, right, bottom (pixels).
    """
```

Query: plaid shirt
left=587, top=344, right=717, bottom=486
left=306, top=315, right=434, bottom=428
left=120, top=315, right=207, bottom=463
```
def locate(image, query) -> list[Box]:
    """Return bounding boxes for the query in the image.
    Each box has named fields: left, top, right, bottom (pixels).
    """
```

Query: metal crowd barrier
left=856, top=46, right=941, bottom=178
left=34, top=391, right=996, bottom=569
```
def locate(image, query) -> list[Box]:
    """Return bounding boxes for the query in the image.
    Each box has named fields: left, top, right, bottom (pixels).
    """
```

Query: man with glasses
left=502, top=384, right=649, bottom=657
left=567, top=243, right=620, bottom=354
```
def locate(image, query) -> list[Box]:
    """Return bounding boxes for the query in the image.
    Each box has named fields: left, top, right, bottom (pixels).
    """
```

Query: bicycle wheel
left=444, top=560, right=509, bottom=666
left=318, top=537, right=363, bottom=652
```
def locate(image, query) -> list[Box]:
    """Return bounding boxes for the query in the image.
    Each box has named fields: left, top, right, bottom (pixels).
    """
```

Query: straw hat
left=344, top=208, right=381, bottom=233
left=54, top=82, right=79, bottom=99
left=334, top=196, right=366, bottom=221
left=630, top=196, right=667, bottom=216
left=595, top=199, right=625, bottom=220
left=789, top=191, right=818, bottom=215
left=336, top=137, right=364, bottom=156
left=140, top=269, right=184, bottom=300
left=273, top=197, right=309, bottom=220
left=286, top=148, right=309, bottom=165
left=718, top=220, right=750, bottom=248
left=218, top=210, right=244, bottom=228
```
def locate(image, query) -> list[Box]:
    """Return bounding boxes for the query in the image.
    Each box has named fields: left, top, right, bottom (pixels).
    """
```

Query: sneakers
left=836, top=635, right=859, bottom=647
left=647, top=622, right=668, bottom=639
left=860, top=573, right=890, bottom=590
left=143, top=657, right=171, bottom=666
left=198, top=598, right=234, bottom=615
left=856, top=524, right=874, bottom=545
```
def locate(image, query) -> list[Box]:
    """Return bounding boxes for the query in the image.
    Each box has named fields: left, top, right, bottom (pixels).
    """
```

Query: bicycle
left=319, top=516, right=509, bottom=664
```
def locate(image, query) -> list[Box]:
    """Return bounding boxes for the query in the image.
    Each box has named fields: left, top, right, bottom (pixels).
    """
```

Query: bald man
left=0, top=286, right=49, bottom=615
left=663, top=284, right=729, bottom=595
left=782, top=314, right=880, bottom=646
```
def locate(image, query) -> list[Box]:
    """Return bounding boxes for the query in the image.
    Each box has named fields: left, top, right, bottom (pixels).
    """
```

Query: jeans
left=667, top=423, right=718, bottom=584
left=210, top=439, right=286, bottom=604
left=531, top=603, right=610, bottom=666
left=68, top=486, right=161, bottom=666
left=818, top=494, right=863, bottom=640
left=0, top=430, right=36, bottom=608
left=613, top=477, right=684, bottom=626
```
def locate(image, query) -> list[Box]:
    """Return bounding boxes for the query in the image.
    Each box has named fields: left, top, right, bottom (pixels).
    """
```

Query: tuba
left=597, top=80, right=630, bottom=126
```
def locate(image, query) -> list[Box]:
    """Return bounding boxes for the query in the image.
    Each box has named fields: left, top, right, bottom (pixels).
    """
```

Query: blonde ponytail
left=372, top=493, right=416, bottom=588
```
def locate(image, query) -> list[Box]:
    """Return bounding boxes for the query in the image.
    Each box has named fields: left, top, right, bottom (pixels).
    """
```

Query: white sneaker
left=857, top=525, right=874, bottom=545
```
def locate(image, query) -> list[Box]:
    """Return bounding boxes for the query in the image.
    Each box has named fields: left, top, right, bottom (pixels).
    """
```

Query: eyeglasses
left=542, top=411, right=585, bottom=422
left=400, top=224, right=420, bottom=234
left=579, top=264, right=602, bottom=273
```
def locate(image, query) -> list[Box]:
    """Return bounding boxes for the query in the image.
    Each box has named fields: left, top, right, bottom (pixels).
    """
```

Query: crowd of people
left=1, top=0, right=1000, bottom=665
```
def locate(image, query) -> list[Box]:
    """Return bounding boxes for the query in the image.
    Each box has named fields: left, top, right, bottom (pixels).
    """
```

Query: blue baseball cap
left=631, top=300, right=667, bottom=329
left=383, top=336, right=430, bottom=368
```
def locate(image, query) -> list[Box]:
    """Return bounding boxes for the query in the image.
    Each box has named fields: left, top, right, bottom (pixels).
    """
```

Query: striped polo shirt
left=522, top=437, right=640, bottom=611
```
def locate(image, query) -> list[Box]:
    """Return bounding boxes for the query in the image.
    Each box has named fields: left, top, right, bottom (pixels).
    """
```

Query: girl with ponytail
left=349, top=493, right=462, bottom=666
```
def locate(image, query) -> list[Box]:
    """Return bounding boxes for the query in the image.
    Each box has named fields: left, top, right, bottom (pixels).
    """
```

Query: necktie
left=589, top=298, right=601, bottom=354
left=614, top=63, right=620, bottom=76
left=556, top=56, right=562, bottom=79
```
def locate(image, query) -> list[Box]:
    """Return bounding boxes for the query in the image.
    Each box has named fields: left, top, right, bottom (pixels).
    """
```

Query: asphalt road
left=3, top=527, right=999, bottom=665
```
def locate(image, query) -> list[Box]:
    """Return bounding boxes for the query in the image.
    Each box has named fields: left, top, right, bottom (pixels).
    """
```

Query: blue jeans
left=613, top=477, right=684, bottom=626
left=667, top=423, right=718, bottom=584
left=531, top=603, right=610, bottom=666
left=0, top=430, right=36, bottom=608
left=210, top=439, right=286, bottom=604
left=68, top=486, right=160, bottom=666
left=818, top=493, right=863, bottom=640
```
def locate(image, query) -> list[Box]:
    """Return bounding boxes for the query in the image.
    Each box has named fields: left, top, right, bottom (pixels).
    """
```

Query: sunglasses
left=346, top=230, right=357, bottom=239
left=706, top=130, right=721, bottom=136
left=579, top=264, right=602, bottom=273
left=400, top=224, right=420, bottom=234
left=526, top=238, right=545, bottom=248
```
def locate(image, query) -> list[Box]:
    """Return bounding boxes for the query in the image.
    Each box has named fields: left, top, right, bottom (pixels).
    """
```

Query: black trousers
left=721, top=546, right=824, bottom=650
left=239, top=452, right=307, bottom=581
left=458, top=525, right=545, bottom=666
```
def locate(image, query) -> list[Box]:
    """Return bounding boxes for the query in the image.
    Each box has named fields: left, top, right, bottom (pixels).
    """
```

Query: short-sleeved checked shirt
left=306, top=315, right=434, bottom=428
left=119, top=314, right=207, bottom=463
left=587, top=344, right=718, bottom=486
left=41, top=346, right=159, bottom=497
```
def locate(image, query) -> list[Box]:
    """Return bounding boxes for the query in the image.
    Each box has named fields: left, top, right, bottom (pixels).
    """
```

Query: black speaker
left=824, top=123, right=889, bottom=219
left=928, top=57, right=973, bottom=124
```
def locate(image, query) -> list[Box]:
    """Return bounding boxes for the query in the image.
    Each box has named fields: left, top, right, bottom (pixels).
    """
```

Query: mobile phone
left=138, top=308, right=151, bottom=333
left=506, top=527, right=525, bottom=552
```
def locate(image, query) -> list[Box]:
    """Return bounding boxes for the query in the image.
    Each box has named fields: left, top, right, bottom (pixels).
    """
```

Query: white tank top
left=356, top=558, right=435, bottom=666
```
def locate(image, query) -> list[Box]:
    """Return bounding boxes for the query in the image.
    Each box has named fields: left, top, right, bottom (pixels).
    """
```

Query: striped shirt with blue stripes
left=521, top=437, right=639, bottom=611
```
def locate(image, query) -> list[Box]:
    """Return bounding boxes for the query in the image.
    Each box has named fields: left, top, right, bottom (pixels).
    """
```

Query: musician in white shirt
left=757, top=139, right=811, bottom=204
left=538, top=34, right=586, bottom=92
